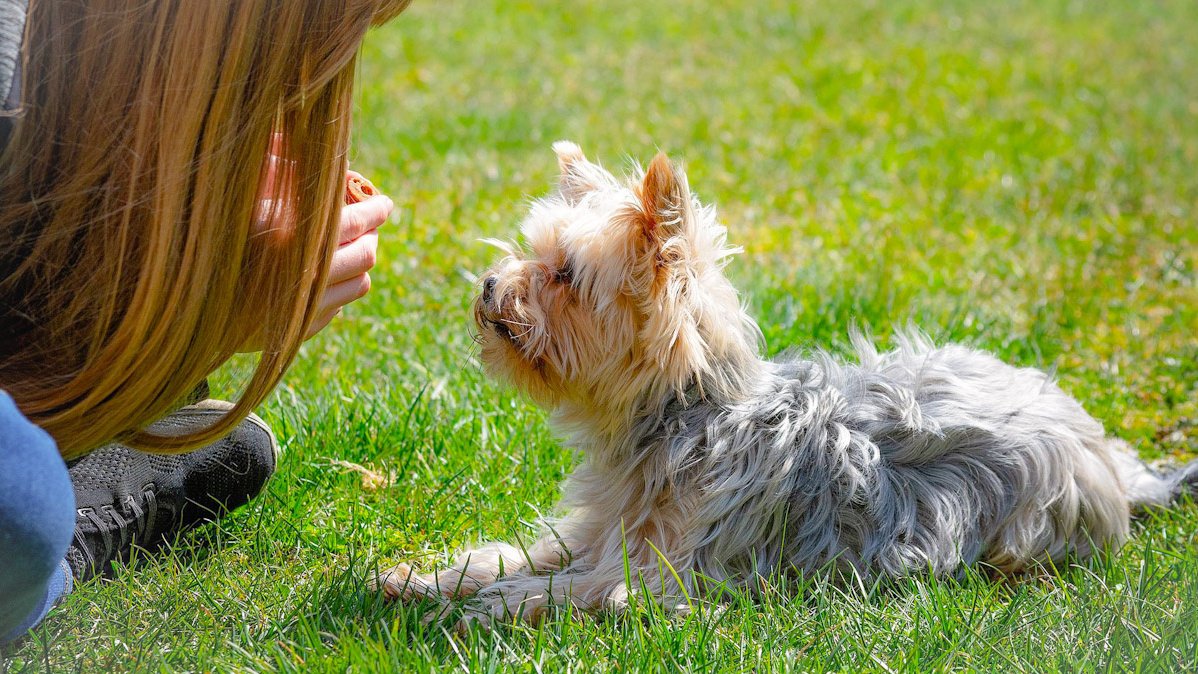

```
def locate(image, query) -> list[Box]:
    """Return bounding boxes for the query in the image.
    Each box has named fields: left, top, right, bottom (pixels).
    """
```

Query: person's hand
left=307, top=183, right=392, bottom=337
left=249, top=132, right=394, bottom=347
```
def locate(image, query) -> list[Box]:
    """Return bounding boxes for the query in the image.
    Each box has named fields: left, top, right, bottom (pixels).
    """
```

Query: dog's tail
left=1163, top=460, right=1198, bottom=505
left=1108, top=439, right=1198, bottom=512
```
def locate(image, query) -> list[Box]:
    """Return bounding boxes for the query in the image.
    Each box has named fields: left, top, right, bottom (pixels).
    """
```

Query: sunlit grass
left=5, top=0, right=1196, bottom=671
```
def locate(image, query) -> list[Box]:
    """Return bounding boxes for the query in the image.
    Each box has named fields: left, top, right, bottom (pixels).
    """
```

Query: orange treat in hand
left=345, top=172, right=378, bottom=204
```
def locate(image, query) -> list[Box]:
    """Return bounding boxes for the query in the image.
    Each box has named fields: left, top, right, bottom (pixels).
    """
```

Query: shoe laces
left=77, top=483, right=159, bottom=565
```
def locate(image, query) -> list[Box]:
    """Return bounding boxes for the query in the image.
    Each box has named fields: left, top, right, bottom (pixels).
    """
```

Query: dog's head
left=474, top=142, right=760, bottom=415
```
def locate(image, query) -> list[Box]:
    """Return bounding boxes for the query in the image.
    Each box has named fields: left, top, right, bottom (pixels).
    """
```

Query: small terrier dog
left=379, top=142, right=1197, bottom=626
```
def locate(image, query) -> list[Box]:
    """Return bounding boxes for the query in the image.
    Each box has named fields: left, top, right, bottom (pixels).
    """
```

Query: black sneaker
left=64, top=400, right=279, bottom=582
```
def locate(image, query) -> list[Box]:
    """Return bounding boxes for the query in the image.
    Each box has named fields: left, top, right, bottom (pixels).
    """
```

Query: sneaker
left=64, top=400, right=279, bottom=582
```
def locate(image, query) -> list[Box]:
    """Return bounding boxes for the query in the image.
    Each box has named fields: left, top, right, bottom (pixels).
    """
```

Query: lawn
left=6, top=0, right=1197, bottom=671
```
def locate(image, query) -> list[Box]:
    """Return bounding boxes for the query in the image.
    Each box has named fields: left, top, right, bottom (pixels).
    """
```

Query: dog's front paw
left=374, top=562, right=446, bottom=602
left=454, top=578, right=574, bottom=632
left=450, top=596, right=542, bottom=633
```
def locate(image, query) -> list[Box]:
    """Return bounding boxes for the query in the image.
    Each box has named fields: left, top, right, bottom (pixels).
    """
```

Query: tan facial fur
left=472, top=141, right=760, bottom=429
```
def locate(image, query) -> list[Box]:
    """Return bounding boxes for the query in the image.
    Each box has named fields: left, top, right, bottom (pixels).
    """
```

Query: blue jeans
left=0, top=390, right=75, bottom=646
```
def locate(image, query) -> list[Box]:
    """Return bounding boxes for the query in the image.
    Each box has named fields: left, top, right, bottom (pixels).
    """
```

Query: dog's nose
left=482, top=276, right=497, bottom=305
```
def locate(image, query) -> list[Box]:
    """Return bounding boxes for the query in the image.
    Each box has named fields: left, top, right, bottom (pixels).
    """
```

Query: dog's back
left=671, top=332, right=1138, bottom=582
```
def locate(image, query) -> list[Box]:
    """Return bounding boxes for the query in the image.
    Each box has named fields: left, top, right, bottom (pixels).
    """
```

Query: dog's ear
left=636, top=152, right=692, bottom=244
left=554, top=140, right=587, bottom=173
left=554, top=141, right=608, bottom=205
left=632, top=152, right=710, bottom=394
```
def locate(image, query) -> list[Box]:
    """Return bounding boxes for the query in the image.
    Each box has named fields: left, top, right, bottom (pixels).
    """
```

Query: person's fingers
left=305, top=307, right=342, bottom=340
left=339, top=194, right=392, bottom=244
left=316, top=272, right=372, bottom=317
left=327, top=230, right=379, bottom=285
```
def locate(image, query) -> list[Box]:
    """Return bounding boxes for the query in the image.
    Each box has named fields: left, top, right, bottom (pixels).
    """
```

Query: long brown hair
left=0, top=0, right=410, bottom=458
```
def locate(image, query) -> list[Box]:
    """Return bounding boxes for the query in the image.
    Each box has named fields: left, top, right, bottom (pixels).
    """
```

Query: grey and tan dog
left=379, top=142, right=1197, bottom=627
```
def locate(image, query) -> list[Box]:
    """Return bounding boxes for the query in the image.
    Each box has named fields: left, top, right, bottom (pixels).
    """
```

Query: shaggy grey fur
left=0, top=0, right=25, bottom=112
left=614, top=330, right=1185, bottom=587
left=388, top=330, right=1191, bottom=625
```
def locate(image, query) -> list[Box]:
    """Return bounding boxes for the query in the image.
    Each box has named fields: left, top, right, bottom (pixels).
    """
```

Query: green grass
left=6, top=0, right=1198, bottom=671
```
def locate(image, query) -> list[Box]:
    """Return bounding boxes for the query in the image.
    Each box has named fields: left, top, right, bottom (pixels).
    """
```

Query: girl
left=1, top=0, right=409, bottom=645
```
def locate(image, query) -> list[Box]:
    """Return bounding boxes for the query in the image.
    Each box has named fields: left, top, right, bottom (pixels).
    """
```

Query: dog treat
left=345, top=172, right=378, bottom=204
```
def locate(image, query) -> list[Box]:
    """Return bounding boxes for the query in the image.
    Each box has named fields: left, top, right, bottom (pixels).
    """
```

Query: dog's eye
left=553, top=260, right=574, bottom=285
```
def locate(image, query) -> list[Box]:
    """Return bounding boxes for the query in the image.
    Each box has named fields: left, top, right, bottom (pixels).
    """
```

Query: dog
left=378, top=141, right=1197, bottom=627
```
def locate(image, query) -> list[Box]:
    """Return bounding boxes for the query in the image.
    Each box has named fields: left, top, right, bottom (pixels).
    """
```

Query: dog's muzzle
left=477, top=276, right=516, bottom=343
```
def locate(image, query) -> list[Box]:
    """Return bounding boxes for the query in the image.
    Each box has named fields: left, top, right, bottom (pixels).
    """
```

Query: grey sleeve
left=1, top=0, right=28, bottom=112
